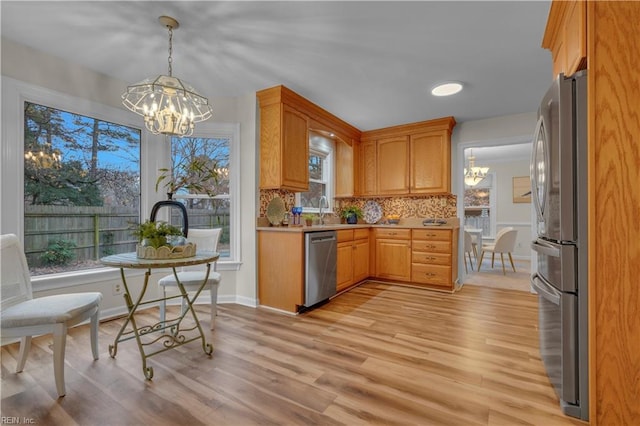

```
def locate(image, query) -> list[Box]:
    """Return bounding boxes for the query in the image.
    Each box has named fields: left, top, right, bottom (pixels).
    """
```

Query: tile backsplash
left=259, top=189, right=456, bottom=219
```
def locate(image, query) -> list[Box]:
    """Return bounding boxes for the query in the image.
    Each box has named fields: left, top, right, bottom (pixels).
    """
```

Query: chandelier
left=464, top=149, right=489, bottom=187
left=121, top=16, right=212, bottom=137
left=25, top=144, right=62, bottom=169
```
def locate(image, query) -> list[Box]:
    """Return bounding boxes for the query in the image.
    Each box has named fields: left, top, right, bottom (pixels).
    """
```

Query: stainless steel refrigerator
left=530, top=70, right=588, bottom=420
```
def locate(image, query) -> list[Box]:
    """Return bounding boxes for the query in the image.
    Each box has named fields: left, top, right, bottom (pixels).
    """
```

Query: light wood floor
left=1, top=283, right=585, bottom=426
left=463, top=256, right=532, bottom=292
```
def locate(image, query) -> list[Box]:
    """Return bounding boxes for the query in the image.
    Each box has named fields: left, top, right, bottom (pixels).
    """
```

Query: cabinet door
left=352, top=238, right=370, bottom=283
left=377, top=136, right=409, bottom=195
left=375, top=238, right=411, bottom=281
left=335, top=138, right=354, bottom=197
left=281, top=105, right=309, bottom=191
left=410, top=131, right=450, bottom=193
left=336, top=241, right=354, bottom=292
left=357, top=140, right=377, bottom=195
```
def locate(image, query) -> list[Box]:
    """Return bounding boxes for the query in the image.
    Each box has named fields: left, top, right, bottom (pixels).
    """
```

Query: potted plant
left=155, top=156, right=221, bottom=199
left=130, top=220, right=184, bottom=249
left=341, top=206, right=363, bottom=224
left=302, top=213, right=315, bottom=226
left=131, top=220, right=196, bottom=259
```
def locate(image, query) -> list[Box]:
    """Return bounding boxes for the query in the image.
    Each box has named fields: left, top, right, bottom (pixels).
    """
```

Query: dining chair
left=158, top=228, right=222, bottom=330
left=463, top=231, right=475, bottom=273
left=0, top=234, right=102, bottom=397
left=477, top=228, right=518, bottom=275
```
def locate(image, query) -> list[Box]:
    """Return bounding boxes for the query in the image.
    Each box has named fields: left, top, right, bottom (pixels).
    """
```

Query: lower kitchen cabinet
left=257, top=231, right=304, bottom=313
left=374, top=228, right=411, bottom=282
left=336, top=228, right=370, bottom=292
left=411, top=228, right=458, bottom=291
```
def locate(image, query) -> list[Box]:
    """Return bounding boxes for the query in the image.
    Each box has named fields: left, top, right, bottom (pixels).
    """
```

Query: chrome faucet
left=319, top=196, right=329, bottom=225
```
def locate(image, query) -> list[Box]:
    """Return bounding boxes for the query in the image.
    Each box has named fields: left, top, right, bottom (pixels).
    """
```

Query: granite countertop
left=256, top=217, right=459, bottom=232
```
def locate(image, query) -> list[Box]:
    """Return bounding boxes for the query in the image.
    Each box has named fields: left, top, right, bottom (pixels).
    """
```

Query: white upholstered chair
left=463, top=231, right=475, bottom=273
left=158, top=228, right=222, bottom=330
left=477, top=228, right=518, bottom=275
left=0, top=234, right=102, bottom=397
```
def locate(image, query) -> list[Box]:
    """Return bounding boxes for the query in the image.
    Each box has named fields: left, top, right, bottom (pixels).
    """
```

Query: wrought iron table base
left=108, top=265, right=214, bottom=380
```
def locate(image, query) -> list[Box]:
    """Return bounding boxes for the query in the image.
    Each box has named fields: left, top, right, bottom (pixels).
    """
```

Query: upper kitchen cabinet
left=335, top=138, right=355, bottom=197
left=542, top=0, right=586, bottom=78
left=377, top=136, right=410, bottom=195
left=410, top=128, right=452, bottom=194
left=355, top=139, right=378, bottom=196
left=359, top=117, right=456, bottom=196
left=257, top=85, right=361, bottom=193
left=257, top=87, right=309, bottom=191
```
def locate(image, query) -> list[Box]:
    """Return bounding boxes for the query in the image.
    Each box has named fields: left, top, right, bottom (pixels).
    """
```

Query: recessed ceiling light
left=431, top=82, right=463, bottom=97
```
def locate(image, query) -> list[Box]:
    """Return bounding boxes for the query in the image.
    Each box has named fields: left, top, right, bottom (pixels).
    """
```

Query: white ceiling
left=0, top=1, right=552, bottom=131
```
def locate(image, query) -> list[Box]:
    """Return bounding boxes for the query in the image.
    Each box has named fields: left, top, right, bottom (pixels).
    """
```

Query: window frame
left=463, top=171, right=497, bottom=238
left=2, top=77, right=241, bottom=293
left=164, top=125, right=240, bottom=263
left=295, top=136, right=334, bottom=213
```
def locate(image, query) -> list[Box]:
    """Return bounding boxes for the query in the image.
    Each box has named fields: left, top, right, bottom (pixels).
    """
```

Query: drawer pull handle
left=425, top=273, right=436, bottom=277
left=427, top=245, right=436, bottom=249
left=427, top=233, right=436, bottom=237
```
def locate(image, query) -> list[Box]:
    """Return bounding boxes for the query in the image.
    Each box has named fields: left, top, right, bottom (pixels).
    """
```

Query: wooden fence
left=24, top=205, right=229, bottom=268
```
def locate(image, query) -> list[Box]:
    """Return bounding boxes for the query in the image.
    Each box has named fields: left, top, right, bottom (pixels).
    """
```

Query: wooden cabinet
left=377, top=136, right=409, bottom=195
left=411, top=228, right=458, bottom=291
left=336, top=228, right=370, bottom=292
left=335, top=138, right=355, bottom=197
left=410, top=130, right=450, bottom=193
left=358, top=117, right=455, bottom=196
left=257, top=230, right=305, bottom=313
left=542, top=0, right=586, bottom=77
left=258, top=85, right=361, bottom=193
left=257, top=88, right=309, bottom=191
left=374, top=228, right=411, bottom=282
left=356, top=140, right=377, bottom=196
left=542, top=3, right=640, bottom=422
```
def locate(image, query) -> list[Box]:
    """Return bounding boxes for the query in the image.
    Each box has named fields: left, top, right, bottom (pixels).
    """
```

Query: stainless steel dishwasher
left=304, top=230, right=337, bottom=308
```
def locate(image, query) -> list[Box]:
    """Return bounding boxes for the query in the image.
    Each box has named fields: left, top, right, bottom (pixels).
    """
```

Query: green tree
left=24, top=102, right=140, bottom=207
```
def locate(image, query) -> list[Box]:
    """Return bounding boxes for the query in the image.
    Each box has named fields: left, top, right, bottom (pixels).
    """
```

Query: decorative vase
left=346, top=214, right=358, bottom=224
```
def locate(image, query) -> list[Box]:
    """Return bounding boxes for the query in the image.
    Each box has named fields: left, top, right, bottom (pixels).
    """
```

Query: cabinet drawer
left=412, top=229, right=450, bottom=241
left=412, top=252, right=450, bottom=266
left=412, top=240, right=451, bottom=253
left=374, top=228, right=411, bottom=239
left=412, top=264, right=451, bottom=287
left=354, top=228, right=370, bottom=240
left=337, top=229, right=354, bottom=243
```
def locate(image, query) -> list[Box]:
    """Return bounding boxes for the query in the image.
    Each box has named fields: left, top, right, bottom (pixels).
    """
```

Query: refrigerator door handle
left=531, top=239, right=561, bottom=258
left=531, top=273, right=561, bottom=306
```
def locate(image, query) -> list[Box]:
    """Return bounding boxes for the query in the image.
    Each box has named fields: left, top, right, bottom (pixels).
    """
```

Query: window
left=296, top=132, right=334, bottom=212
left=463, top=172, right=496, bottom=238
left=23, top=102, right=141, bottom=276
left=166, top=136, right=231, bottom=258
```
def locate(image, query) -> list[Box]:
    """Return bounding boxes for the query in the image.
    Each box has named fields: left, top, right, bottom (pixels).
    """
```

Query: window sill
left=31, top=259, right=242, bottom=292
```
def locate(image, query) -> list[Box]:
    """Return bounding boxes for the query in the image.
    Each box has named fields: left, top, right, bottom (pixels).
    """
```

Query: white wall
left=481, top=157, right=532, bottom=257
left=1, top=38, right=258, bottom=319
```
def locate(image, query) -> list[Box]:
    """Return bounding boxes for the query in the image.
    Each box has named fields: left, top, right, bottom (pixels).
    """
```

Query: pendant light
left=121, top=16, right=212, bottom=137
left=464, top=149, right=490, bottom=186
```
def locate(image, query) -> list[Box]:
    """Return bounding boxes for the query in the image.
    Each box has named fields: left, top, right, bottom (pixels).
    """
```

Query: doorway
left=457, top=140, right=534, bottom=292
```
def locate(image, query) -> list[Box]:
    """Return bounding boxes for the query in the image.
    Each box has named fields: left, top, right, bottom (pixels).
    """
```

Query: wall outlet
left=440, top=198, right=447, bottom=206
left=112, top=282, right=124, bottom=296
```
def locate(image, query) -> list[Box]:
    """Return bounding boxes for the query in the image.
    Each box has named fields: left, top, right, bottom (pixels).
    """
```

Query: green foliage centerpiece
left=131, top=220, right=196, bottom=259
